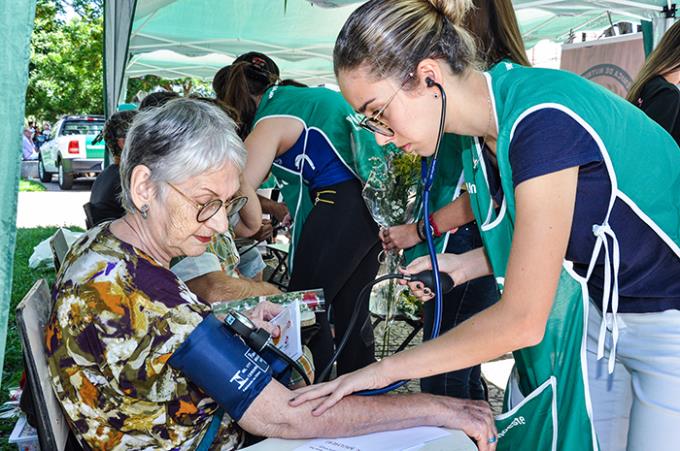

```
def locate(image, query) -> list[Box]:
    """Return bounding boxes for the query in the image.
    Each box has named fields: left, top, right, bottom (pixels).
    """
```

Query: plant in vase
left=362, top=145, right=422, bottom=355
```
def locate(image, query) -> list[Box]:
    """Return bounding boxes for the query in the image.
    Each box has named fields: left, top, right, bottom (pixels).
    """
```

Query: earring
left=140, top=204, right=149, bottom=220
left=434, top=93, right=439, bottom=98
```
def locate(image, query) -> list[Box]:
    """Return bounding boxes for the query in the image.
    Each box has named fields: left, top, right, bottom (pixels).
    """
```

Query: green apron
left=464, top=62, right=680, bottom=450
left=254, top=85, right=384, bottom=269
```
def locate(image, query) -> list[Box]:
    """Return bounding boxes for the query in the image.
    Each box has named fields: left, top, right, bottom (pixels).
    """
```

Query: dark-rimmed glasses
left=166, top=182, right=248, bottom=223
left=358, top=74, right=413, bottom=137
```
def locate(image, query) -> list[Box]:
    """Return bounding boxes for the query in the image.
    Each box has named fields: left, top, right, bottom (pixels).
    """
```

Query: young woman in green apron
left=381, top=0, right=530, bottom=401
left=290, top=1, right=680, bottom=449
left=217, top=53, right=386, bottom=378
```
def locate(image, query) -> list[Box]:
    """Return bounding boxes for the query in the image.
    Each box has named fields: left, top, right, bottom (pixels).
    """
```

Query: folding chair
left=82, top=203, right=94, bottom=230
left=15, top=279, right=70, bottom=451
left=265, top=241, right=290, bottom=290
left=49, top=228, right=70, bottom=272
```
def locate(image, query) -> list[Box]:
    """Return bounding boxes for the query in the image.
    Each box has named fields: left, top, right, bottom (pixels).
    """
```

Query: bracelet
left=415, top=220, right=426, bottom=242
left=429, top=214, right=442, bottom=238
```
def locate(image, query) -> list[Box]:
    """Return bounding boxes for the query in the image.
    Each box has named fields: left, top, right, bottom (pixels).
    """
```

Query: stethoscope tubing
left=358, top=81, right=448, bottom=395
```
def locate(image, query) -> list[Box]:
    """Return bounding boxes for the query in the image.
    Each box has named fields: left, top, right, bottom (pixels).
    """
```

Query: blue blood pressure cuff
left=168, top=314, right=273, bottom=421
left=260, top=347, right=292, bottom=385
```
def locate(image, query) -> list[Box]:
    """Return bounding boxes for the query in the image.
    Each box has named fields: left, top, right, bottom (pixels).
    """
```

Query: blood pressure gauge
left=224, top=309, right=271, bottom=352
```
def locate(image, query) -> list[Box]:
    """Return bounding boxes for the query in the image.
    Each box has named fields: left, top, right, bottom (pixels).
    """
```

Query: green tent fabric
left=106, top=0, right=676, bottom=108
left=105, top=0, right=361, bottom=107
left=0, top=0, right=37, bottom=386
left=126, top=50, right=233, bottom=80
left=104, top=0, right=136, bottom=117
left=514, top=0, right=671, bottom=47
left=311, top=0, right=672, bottom=47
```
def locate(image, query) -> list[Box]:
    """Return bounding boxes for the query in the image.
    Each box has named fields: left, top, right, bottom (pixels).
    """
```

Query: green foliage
left=363, top=146, right=421, bottom=228
left=25, top=0, right=104, bottom=122
left=18, top=179, right=47, bottom=192
left=26, top=0, right=212, bottom=119
left=70, top=0, right=103, bottom=19
left=126, top=76, right=215, bottom=103
left=0, top=227, right=65, bottom=446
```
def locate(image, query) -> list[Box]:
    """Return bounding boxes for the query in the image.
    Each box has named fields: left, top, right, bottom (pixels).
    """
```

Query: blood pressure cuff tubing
left=168, top=314, right=273, bottom=421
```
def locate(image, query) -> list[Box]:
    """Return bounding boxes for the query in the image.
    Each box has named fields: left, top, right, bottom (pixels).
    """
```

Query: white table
left=242, top=428, right=476, bottom=450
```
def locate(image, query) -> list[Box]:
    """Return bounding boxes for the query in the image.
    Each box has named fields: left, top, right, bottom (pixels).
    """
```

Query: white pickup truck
left=38, top=115, right=106, bottom=190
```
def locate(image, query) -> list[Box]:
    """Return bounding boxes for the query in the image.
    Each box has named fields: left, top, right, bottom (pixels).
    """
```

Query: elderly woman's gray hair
left=119, top=97, right=247, bottom=213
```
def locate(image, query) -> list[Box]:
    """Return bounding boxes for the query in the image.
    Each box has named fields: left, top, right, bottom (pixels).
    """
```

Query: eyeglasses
left=358, top=74, right=413, bottom=137
left=166, top=182, right=248, bottom=223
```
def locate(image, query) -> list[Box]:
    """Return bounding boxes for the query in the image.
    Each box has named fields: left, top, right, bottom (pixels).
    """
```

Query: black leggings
left=288, top=179, right=381, bottom=377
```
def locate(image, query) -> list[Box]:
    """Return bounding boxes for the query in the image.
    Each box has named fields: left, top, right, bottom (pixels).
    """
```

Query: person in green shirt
left=216, top=52, right=385, bottom=378
left=381, top=0, right=528, bottom=402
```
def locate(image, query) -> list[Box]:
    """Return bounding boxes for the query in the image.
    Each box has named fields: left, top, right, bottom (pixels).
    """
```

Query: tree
left=126, top=76, right=214, bottom=103
left=26, top=0, right=213, bottom=121
left=25, top=0, right=104, bottom=122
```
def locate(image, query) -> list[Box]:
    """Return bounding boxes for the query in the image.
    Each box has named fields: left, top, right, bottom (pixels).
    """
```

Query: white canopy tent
left=104, top=0, right=677, bottom=115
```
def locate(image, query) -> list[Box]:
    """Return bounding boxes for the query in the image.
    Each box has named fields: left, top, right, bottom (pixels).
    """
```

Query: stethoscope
left=316, top=77, right=452, bottom=394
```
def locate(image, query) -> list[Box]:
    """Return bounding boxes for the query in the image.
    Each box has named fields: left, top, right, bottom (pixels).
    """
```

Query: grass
left=0, top=227, right=80, bottom=448
left=18, top=179, right=46, bottom=192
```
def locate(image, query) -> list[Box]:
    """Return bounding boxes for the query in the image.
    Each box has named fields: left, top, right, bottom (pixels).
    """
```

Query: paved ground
left=16, top=179, right=92, bottom=228
left=375, top=320, right=511, bottom=415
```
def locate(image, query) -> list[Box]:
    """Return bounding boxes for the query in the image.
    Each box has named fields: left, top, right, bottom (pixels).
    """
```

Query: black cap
left=213, top=52, right=280, bottom=100
left=233, top=51, right=280, bottom=77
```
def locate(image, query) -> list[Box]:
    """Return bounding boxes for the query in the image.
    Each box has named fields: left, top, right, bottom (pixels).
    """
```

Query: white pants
left=587, top=302, right=680, bottom=451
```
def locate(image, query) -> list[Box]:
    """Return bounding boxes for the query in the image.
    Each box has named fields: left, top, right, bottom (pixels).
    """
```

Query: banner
left=561, top=33, right=645, bottom=98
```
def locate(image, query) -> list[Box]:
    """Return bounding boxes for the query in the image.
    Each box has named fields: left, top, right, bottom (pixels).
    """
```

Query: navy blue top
left=484, top=108, right=680, bottom=313
left=274, top=128, right=355, bottom=191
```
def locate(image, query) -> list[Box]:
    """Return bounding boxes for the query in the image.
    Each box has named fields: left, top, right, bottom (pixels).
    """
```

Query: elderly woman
left=45, top=98, right=495, bottom=450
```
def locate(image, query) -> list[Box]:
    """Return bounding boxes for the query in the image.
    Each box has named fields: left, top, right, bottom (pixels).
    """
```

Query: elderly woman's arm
left=185, top=271, right=279, bottom=302
left=238, top=379, right=497, bottom=451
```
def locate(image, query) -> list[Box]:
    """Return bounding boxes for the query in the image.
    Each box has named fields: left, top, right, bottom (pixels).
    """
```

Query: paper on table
left=293, top=427, right=450, bottom=451
left=270, top=299, right=302, bottom=361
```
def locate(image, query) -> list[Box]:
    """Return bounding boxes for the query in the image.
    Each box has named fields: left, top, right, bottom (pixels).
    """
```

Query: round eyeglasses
left=166, top=182, right=248, bottom=223
left=358, top=74, right=413, bottom=137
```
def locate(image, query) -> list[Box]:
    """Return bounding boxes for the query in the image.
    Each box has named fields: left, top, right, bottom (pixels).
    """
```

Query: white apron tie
left=587, top=222, right=621, bottom=374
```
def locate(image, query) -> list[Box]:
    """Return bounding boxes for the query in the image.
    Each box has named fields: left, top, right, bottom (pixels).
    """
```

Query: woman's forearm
left=380, top=299, right=535, bottom=383
left=458, top=247, right=494, bottom=284
left=234, top=176, right=263, bottom=237
left=431, top=192, right=474, bottom=231
left=382, top=168, right=579, bottom=384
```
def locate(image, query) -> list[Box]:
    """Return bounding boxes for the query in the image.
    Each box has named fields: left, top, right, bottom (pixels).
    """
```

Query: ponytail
left=426, top=0, right=472, bottom=25
left=219, top=61, right=278, bottom=139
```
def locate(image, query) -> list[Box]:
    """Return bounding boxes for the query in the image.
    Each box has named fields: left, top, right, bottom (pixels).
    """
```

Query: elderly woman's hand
left=442, top=398, right=497, bottom=451
left=245, top=301, right=284, bottom=338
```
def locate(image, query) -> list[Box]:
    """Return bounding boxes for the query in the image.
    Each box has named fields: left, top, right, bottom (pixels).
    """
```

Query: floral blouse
left=45, top=224, right=242, bottom=450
